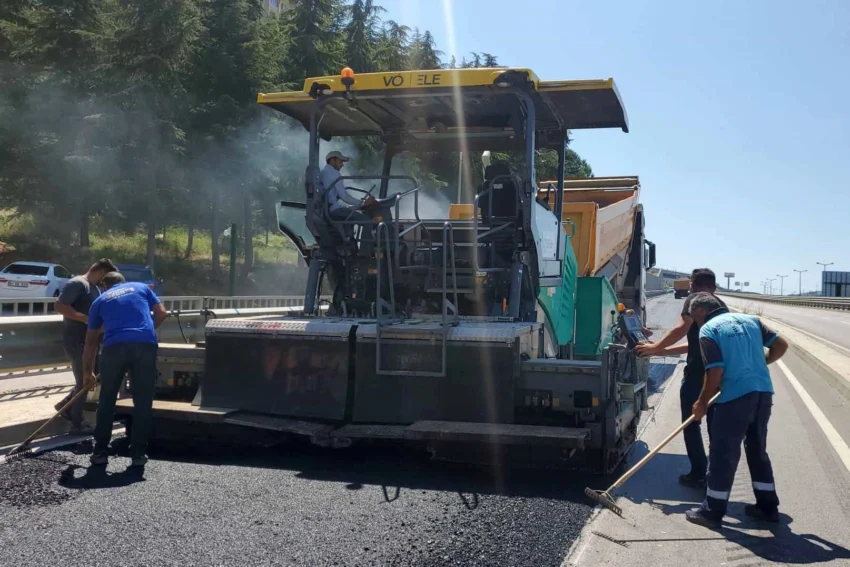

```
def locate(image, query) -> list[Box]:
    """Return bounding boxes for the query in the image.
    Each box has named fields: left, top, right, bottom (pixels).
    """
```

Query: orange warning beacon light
left=341, top=67, right=355, bottom=88
left=617, top=303, right=626, bottom=312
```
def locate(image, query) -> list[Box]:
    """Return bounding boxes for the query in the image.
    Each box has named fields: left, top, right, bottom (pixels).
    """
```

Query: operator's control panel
left=617, top=303, right=648, bottom=348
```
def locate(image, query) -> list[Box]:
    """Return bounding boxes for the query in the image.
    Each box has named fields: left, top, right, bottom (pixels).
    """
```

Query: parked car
left=0, top=261, right=73, bottom=298
left=115, top=264, right=164, bottom=295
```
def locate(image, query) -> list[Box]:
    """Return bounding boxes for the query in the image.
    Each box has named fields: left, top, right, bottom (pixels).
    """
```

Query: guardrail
left=0, top=295, right=307, bottom=317
left=0, top=301, right=319, bottom=374
left=718, top=291, right=850, bottom=311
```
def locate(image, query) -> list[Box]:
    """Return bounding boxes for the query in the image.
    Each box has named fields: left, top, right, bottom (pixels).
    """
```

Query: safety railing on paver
left=717, top=291, right=850, bottom=311
left=0, top=295, right=309, bottom=317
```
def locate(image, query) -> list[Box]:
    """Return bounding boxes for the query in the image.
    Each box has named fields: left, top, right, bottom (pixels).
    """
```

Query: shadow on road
left=58, top=463, right=146, bottom=490
left=647, top=361, right=680, bottom=394
left=722, top=515, right=850, bottom=564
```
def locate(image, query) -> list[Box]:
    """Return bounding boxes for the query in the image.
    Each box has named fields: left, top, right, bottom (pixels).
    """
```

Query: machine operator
left=635, top=268, right=725, bottom=488
left=321, top=150, right=389, bottom=251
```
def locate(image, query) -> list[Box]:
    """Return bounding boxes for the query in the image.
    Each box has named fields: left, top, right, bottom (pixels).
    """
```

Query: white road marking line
left=777, top=360, right=850, bottom=475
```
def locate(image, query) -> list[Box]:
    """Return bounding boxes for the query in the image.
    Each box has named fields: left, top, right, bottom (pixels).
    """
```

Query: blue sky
left=378, top=0, right=850, bottom=294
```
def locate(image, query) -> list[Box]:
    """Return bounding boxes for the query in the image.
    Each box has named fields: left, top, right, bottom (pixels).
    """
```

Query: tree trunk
left=146, top=216, right=156, bottom=267
left=211, top=192, right=221, bottom=279
left=185, top=224, right=194, bottom=259
left=243, top=194, right=254, bottom=279
left=80, top=210, right=90, bottom=248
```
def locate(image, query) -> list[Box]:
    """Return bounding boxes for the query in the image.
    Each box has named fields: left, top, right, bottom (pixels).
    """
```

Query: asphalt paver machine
left=126, top=68, right=656, bottom=472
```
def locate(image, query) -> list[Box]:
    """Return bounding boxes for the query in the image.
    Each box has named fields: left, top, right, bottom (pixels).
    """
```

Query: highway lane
left=721, top=294, right=850, bottom=353
left=0, top=296, right=686, bottom=567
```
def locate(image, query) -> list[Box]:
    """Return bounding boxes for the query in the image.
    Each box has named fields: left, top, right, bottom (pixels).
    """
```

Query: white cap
left=326, top=150, right=350, bottom=162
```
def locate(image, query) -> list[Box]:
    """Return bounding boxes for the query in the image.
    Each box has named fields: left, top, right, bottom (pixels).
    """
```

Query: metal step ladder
left=375, top=221, right=459, bottom=377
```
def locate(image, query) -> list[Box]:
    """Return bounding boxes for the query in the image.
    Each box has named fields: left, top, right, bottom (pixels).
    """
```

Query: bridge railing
left=717, top=292, right=850, bottom=311
left=0, top=295, right=329, bottom=374
left=0, top=295, right=308, bottom=317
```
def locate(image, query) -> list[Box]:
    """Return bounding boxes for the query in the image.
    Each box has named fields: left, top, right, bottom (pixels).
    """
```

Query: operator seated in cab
left=321, top=150, right=393, bottom=254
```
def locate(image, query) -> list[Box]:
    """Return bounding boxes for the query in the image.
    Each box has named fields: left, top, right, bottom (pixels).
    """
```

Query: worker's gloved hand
left=634, top=341, right=657, bottom=357
left=362, top=195, right=378, bottom=208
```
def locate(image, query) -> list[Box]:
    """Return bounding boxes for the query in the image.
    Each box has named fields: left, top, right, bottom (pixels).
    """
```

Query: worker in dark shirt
left=685, top=292, right=788, bottom=527
left=53, top=258, right=117, bottom=433
left=82, top=272, right=168, bottom=468
left=635, top=268, right=726, bottom=488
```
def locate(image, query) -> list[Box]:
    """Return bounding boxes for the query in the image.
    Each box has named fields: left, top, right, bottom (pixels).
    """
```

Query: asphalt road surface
left=0, top=297, right=685, bottom=567
left=721, top=294, right=850, bottom=352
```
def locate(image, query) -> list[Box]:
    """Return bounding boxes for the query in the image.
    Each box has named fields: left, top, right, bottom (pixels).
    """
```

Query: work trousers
left=680, top=376, right=715, bottom=479
left=330, top=207, right=376, bottom=247
left=94, top=342, right=158, bottom=459
left=57, top=340, right=96, bottom=426
left=704, top=391, right=779, bottom=517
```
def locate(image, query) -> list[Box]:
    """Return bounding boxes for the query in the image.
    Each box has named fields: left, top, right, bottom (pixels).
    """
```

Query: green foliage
left=0, top=0, right=595, bottom=293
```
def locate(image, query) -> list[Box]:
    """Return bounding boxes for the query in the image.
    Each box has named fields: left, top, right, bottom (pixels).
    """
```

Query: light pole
left=776, top=274, right=788, bottom=296
left=761, top=280, right=767, bottom=295
left=816, top=262, right=833, bottom=295
left=766, top=278, right=776, bottom=295
left=793, top=269, right=807, bottom=296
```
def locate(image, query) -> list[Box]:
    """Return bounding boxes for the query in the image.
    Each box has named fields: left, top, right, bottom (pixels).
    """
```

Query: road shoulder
left=563, top=356, right=850, bottom=567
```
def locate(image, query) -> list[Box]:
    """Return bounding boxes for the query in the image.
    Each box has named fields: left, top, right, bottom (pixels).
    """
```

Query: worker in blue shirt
left=685, top=292, right=788, bottom=527
left=82, top=272, right=168, bottom=468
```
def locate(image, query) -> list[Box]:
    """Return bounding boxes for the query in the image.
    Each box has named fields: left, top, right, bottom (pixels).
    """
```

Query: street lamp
left=776, top=274, right=788, bottom=296
left=816, top=262, right=833, bottom=295
left=793, top=269, right=807, bottom=296
left=766, top=278, right=776, bottom=295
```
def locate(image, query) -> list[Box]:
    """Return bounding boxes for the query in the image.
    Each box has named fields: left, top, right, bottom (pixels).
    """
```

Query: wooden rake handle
left=606, top=391, right=720, bottom=492
left=11, top=376, right=100, bottom=453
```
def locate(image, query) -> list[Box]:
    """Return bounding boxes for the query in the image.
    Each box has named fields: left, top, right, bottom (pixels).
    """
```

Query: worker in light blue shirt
left=82, top=272, right=168, bottom=468
left=684, top=292, right=788, bottom=528
left=320, top=150, right=381, bottom=250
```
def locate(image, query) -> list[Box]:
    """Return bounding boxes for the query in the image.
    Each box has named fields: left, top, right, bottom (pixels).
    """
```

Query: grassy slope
left=0, top=212, right=308, bottom=297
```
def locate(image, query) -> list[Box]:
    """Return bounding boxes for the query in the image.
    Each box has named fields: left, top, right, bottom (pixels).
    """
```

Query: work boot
left=678, top=473, right=707, bottom=489
left=744, top=504, right=779, bottom=523
left=130, top=455, right=148, bottom=468
left=89, top=451, right=109, bottom=466
left=685, top=507, right=722, bottom=528
left=69, top=422, right=96, bottom=436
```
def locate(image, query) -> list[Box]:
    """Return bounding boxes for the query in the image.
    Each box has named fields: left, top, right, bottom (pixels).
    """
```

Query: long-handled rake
left=585, top=392, right=720, bottom=516
left=4, top=376, right=100, bottom=462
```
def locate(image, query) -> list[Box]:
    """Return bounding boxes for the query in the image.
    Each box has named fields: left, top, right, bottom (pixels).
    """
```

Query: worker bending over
left=686, top=292, right=788, bottom=528
left=53, top=258, right=118, bottom=434
left=82, top=272, right=168, bottom=468
left=636, top=268, right=725, bottom=488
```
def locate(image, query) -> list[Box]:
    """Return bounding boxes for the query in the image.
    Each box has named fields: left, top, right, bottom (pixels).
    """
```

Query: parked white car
left=0, top=262, right=73, bottom=298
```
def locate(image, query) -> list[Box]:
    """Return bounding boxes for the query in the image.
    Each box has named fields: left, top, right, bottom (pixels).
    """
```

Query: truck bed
left=537, top=177, right=640, bottom=277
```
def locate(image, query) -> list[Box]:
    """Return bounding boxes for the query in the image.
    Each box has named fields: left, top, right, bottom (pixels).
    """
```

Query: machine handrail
left=471, top=174, right=522, bottom=274
left=374, top=221, right=398, bottom=321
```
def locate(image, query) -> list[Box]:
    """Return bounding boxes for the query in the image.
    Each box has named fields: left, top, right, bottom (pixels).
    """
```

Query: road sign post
left=724, top=272, right=735, bottom=290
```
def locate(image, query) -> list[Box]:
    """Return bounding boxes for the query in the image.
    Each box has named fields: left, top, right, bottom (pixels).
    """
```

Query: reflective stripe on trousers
left=704, top=391, right=779, bottom=516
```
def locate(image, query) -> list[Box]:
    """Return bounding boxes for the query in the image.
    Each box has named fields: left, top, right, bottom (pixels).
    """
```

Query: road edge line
left=776, top=360, right=850, bottom=475
left=560, top=361, right=685, bottom=567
